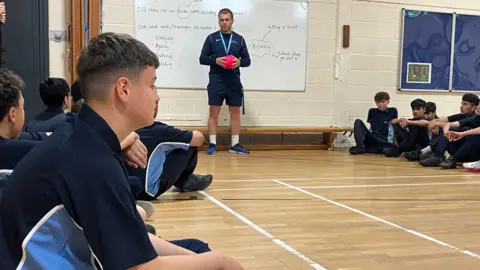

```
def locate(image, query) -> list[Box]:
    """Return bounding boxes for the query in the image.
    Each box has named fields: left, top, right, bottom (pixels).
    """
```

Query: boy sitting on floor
left=419, top=93, right=479, bottom=167
left=434, top=106, right=480, bottom=169
left=383, top=98, right=430, bottom=157
left=349, top=91, right=399, bottom=155
left=403, top=101, right=438, bottom=161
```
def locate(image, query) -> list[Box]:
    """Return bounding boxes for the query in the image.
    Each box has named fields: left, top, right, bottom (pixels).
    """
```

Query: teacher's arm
left=239, top=37, right=251, bottom=67
left=199, top=35, right=216, bottom=66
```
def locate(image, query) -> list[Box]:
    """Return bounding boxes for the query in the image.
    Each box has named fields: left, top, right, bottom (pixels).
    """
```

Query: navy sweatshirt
left=199, top=31, right=251, bottom=78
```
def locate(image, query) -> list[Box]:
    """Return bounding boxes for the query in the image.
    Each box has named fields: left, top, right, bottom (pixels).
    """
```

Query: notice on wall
left=407, top=62, right=431, bottom=84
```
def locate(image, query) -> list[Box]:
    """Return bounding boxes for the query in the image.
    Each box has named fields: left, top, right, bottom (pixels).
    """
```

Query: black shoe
left=419, top=151, right=433, bottom=160
left=419, top=155, right=445, bottom=167
left=349, top=146, right=366, bottom=155
left=439, top=156, right=457, bottom=169
left=384, top=147, right=401, bottom=157
left=404, top=150, right=421, bottom=161
left=179, top=174, right=213, bottom=192
left=146, top=224, right=157, bottom=235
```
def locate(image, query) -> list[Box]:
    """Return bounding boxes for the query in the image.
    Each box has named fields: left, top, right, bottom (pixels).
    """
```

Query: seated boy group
left=0, top=33, right=244, bottom=269
left=350, top=91, right=480, bottom=171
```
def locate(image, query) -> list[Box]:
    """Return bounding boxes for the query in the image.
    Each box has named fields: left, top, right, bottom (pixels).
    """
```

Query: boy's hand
left=123, top=138, right=148, bottom=169
left=399, top=118, right=408, bottom=128
left=428, top=119, right=437, bottom=130
left=446, top=131, right=464, bottom=142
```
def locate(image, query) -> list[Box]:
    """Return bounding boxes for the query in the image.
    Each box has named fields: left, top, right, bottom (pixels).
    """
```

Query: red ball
left=225, top=55, right=234, bottom=69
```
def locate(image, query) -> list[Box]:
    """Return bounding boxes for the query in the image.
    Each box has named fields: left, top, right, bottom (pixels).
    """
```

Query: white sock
left=421, top=145, right=432, bottom=154
left=231, top=135, right=239, bottom=146
left=209, top=135, right=217, bottom=145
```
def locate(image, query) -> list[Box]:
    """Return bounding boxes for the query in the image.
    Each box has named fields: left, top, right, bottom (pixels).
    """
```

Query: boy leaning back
left=350, top=91, right=398, bottom=155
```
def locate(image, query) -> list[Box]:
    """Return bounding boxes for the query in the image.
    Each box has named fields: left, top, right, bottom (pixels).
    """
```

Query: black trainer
left=179, top=174, right=213, bottom=192
left=404, top=150, right=421, bottom=161
left=384, top=147, right=401, bottom=157
left=439, top=156, right=457, bottom=169
left=349, top=146, right=366, bottom=155
left=419, top=155, right=445, bottom=167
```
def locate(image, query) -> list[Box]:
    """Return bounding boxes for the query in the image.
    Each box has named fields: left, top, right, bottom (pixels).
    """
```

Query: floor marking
left=199, top=191, right=327, bottom=270
left=208, top=181, right=480, bottom=192
left=214, top=174, right=477, bottom=183
left=273, top=180, right=480, bottom=259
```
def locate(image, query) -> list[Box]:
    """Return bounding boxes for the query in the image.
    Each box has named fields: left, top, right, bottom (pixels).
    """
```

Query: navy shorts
left=207, top=77, right=243, bottom=107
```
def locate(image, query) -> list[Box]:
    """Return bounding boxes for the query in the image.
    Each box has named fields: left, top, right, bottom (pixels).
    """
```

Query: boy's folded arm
left=391, top=118, right=400, bottom=125
left=406, top=119, right=430, bottom=126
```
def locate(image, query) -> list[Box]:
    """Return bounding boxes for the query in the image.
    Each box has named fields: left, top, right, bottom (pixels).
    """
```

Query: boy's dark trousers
left=392, top=124, right=429, bottom=153
left=137, top=146, right=198, bottom=200
left=447, top=135, right=480, bottom=162
left=353, top=119, right=393, bottom=153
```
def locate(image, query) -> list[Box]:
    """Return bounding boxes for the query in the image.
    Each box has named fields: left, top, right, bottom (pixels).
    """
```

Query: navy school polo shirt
left=24, top=108, right=69, bottom=133
left=367, top=107, right=398, bottom=142
left=447, top=111, right=476, bottom=122
left=0, top=137, right=41, bottom=170
left=0, top=105, right=157, bottom=269
left=459, top=115, right=480, bottom=129
left=200, top=31, right=251, bottom=82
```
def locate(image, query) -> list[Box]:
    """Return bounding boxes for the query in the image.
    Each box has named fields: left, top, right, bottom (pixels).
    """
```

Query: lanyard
left=219, top=32, right=233, bottom=54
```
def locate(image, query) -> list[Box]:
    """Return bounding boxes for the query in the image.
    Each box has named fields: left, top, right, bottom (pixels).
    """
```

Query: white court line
left=273, top=180, right=480, bottom=259
left=208, top=181, right=480, bottom=192
left=199, top=191, right=327, bottom=270
left=215, top=174, right=477, bottom=183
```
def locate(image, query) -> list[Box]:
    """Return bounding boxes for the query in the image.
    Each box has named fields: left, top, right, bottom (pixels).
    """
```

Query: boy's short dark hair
left=425, top=102, right=436, bottom=114
left=462, top=93, right=479, bottom=106
left=76, top=32, right=159, bottom=102
left=0, top=68, right=25, bottom=120
left=374, top=91, right=390, bottom=102
left=410, top=98, right=426, bottom=109
left=218, top=8, right=234, bottom=19
left=70, top=79, right=82, bottom=103
left=39, top=78, right=70, bottom=107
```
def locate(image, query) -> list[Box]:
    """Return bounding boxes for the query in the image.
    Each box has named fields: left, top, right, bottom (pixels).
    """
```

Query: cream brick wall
left=47, top=0, right=480, bottom=127
left=344, top=0, right=480, bottom=127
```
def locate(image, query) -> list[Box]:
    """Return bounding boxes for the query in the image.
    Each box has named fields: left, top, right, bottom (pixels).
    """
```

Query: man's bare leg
left=206, top=106, right=222, bottom=154
left=228, top=106, right=248, bottom=154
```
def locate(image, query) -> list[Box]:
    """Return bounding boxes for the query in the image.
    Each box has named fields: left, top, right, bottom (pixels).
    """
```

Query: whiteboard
left=134, top=0, right=309, bottom=91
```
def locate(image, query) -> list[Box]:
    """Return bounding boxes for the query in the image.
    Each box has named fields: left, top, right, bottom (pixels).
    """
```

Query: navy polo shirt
left=367, top=107, right=398, bottom=142
left=24, top=107, right=68, bottom=132
left=448, top=112, right=476, bottom=122
left=137, top=121, right=193, bottom=152
left=0, top=137, right=41, bottom=170
left=459, top=115, right=480, bottom=129
left=0, top=105, right=157, bottom=269
left=200, top=31, right=251, bottom=83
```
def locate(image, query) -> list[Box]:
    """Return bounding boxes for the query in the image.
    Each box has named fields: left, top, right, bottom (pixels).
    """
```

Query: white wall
left=48, top=0, right=68, bottom=79
left=48, top=0, right=480, bottom=127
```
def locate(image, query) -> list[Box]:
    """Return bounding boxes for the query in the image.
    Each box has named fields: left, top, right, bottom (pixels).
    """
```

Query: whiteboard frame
left=133, top=0, right=309, bottom=92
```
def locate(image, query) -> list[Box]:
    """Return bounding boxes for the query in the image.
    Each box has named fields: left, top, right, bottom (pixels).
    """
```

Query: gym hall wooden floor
left=149, top=150, right=480, bottom=270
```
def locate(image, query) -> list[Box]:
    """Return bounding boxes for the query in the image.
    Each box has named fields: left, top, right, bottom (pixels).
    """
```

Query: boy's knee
left=175, top=238, right=211, bottom=254
left=353, top=119, right=364, bottom=130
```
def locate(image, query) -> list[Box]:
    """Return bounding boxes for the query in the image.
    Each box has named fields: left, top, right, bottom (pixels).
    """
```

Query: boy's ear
left=7, top=106, right=16, bottom=122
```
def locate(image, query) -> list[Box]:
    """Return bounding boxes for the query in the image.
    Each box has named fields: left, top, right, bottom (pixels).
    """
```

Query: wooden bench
left=182, top=126, right=353, bottom=150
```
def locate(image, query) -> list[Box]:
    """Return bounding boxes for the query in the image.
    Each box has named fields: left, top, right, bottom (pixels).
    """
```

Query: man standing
left=199, top=8, right=251, bottom=155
